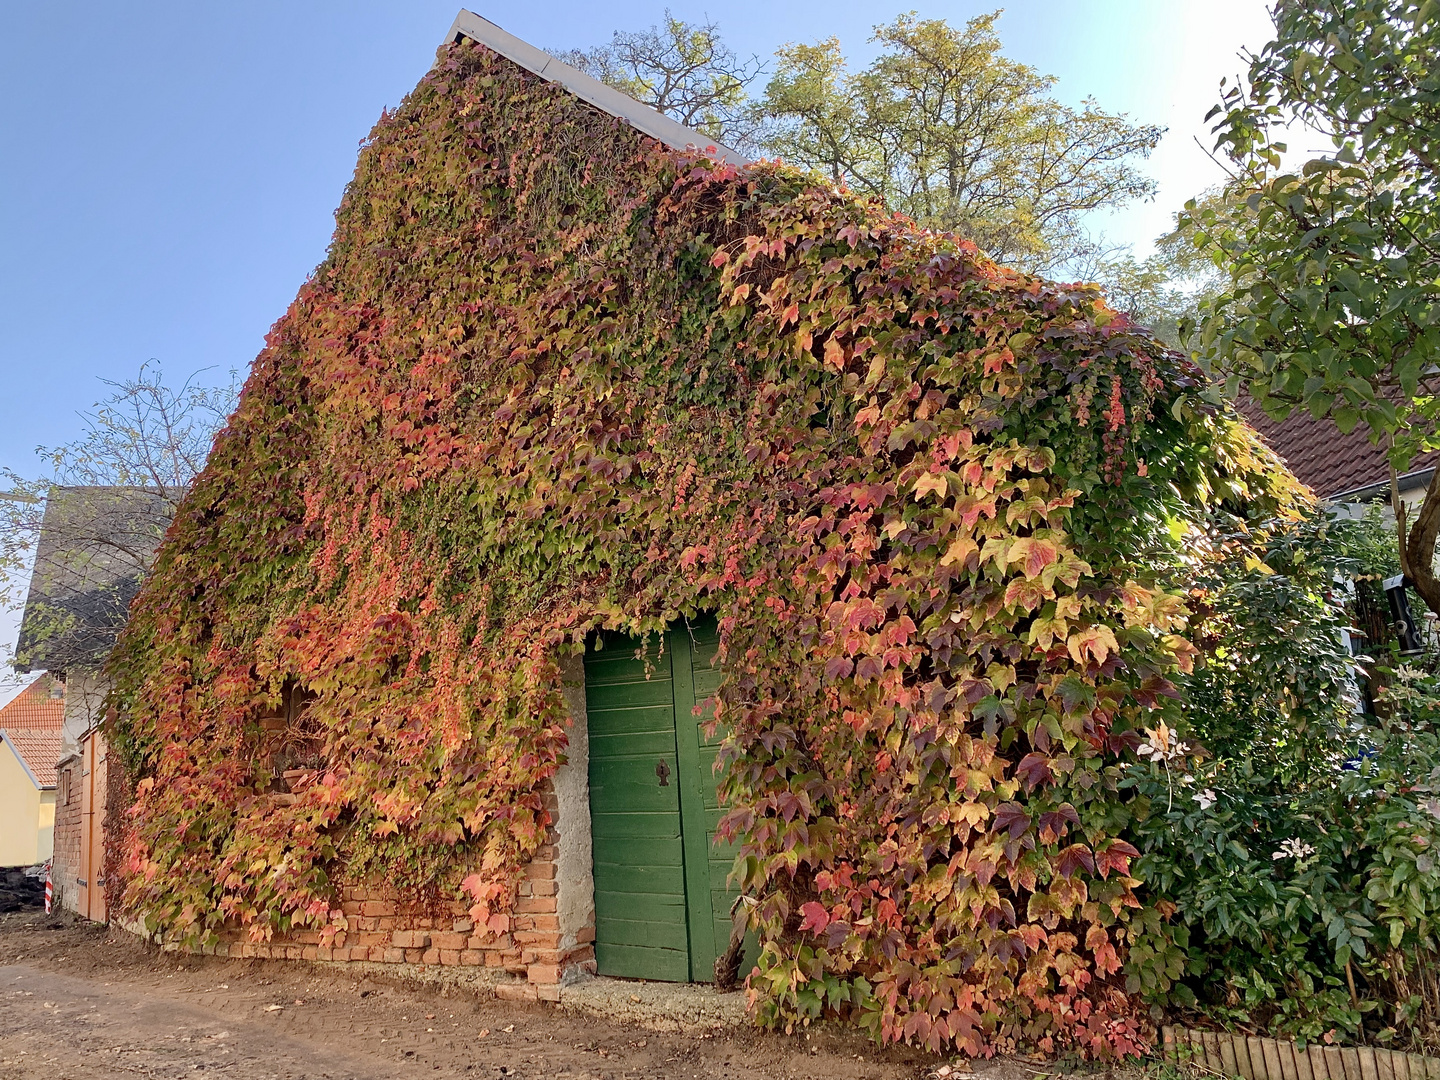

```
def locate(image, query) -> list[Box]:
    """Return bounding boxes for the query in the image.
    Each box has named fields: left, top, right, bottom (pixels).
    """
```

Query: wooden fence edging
left=1162, top=1027, right=1439, bottom=1080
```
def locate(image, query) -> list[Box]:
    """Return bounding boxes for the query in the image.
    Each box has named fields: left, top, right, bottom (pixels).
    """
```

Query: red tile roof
left=1241, top=402, right=1438, bottom=498
left=0, top=675, right=64, bottom=730
left=1, top=727, right=63, bottom=788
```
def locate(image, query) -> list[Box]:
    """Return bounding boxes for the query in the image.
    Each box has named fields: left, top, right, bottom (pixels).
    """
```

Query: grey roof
left=443, top=11, right=745, bottom=166
left=16, top=486, right=173, bottom=674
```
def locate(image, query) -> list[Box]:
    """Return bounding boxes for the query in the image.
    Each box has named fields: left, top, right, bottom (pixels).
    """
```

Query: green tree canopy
left=1190, top=0, right=1440, bottom=610
left=755, top=12, right=1164, bottom=273
left=565, top=11, right=1163, bottom=277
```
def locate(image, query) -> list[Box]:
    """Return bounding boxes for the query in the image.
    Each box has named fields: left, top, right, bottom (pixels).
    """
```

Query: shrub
left=1128, top=513, right=1440, bottom=1051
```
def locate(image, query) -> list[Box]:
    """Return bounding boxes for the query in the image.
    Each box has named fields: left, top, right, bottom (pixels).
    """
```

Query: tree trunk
left=1402, top=466, right=1440, bottom=618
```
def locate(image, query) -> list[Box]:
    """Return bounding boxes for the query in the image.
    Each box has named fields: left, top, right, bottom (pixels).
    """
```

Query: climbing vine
left=109, top=39, right=1304, bottom=1057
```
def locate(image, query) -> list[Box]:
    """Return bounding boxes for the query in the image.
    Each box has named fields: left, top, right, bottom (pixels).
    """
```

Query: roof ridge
left=442, top=10, right=745, bottom=167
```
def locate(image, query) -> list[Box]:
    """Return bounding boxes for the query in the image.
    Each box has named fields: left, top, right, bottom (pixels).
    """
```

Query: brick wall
left=186, top=779, right=596, bottom=999
left=50, top=754, right=82, bottom=913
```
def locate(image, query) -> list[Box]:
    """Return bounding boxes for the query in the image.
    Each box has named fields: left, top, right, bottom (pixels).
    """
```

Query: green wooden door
left=585, top=633, right=690, bottom=981
left=584, top=618, right=749, bottom=982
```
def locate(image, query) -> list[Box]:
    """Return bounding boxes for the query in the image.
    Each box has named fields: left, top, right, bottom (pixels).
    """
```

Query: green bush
left=1127, top=512, right=1440, bottom=1050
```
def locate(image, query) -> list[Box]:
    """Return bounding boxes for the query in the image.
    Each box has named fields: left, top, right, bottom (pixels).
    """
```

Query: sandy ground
left=0, top=908, right=1095, bottom=1080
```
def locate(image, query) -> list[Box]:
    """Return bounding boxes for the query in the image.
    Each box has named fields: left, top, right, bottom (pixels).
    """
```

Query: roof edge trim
left=0, top=731, right=47, bottom=790
left=442, top=10, right=745, bottom=167
left=1329, top=466, right=1436, bottom=504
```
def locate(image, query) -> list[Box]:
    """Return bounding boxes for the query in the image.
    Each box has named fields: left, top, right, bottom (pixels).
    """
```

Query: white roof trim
left=442, top=10, right=745, bottom=166
left=0, top=730, right=48, bottom=790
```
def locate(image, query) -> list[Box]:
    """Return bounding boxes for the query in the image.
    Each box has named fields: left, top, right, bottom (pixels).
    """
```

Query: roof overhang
left=0, top=731, right=50, bottom=790
left=1329, top=466, right=1436, bottom=504
left=442, top=10, right=745, bottom=167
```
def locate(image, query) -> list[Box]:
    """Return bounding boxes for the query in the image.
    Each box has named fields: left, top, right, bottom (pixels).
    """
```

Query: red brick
left=537, top=985, right=562, bottom=1002
left=360, top=900, right=394, bottom=918
left=530, top=880, right=558, bottom=897
left=453, top=918, right=474, bottom=933
left=404, top=948, right=424, bottom=963
left=527, top=962, right=562, bottom=985
left=431, top=931, right=468, bottom=951
left=439, top=949, right=461, bottom=966
left=493, top=982, right=539, bottom=1002
left=383, top=948, right=405, bottom=963
left=461, top=950, right=484, bottom=967
left=391, top=931, right=431, bottom=950
left=576, top=925, right=596, bottom=944
left=525, top=861, right=556, bottom=880
left=421, top=948, right=440, bottom=965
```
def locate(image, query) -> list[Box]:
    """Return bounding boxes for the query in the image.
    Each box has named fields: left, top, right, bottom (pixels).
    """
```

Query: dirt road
left=0, top=910, right=955, bottom=1079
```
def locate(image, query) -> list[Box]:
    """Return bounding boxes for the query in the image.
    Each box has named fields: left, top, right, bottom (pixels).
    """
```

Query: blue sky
left=0, top=0, right=1277, bottom=702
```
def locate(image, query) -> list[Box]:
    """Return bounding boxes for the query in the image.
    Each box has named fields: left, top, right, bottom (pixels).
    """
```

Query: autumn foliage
left=109, top=39, right=1302, bottom=1056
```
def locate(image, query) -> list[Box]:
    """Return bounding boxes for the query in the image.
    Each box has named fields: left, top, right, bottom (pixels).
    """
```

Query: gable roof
left=0, top=675, right=64, bottom=730
left=443, top=10, right=744, bottom=166
left=16, top=485, right=172, bottom=673
left=1241, top=402, right=1438, bottom=500
left=0, top=726, right=63, bottom=788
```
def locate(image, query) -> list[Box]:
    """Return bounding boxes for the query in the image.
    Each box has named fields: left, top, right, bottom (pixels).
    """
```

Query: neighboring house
left=16, top=484, right=169, bottom=756
left=15, top=486, right=166, bottom=915
left=1243, top=404, right=1438, bottom=507
left=0, top=674, right=64, bottom=867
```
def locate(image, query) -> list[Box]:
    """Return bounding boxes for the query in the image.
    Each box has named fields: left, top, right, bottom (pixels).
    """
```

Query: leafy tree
left=1189, top=0, right=1440, bottom=611
left=1092, top=190, right=1232, bottom=348
left=556, top=11, right=763, bottom=147
left=1, top=364, right=236, bottom=673
left=755, top=12, right=1164, bottom=273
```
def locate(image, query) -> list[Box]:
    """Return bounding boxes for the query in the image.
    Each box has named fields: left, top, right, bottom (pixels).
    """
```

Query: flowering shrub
left=1128, top=516, right=1440, bottom=1050
left=107, top=39, right=1302, bottom=1056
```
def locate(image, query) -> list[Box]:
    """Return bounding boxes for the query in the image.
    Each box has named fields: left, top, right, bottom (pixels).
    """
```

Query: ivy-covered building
left=107, top=10, right=1303, bottom=1055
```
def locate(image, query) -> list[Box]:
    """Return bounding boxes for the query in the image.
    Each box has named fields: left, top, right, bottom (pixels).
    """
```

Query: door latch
left=655, top=758, right=671, bottom=787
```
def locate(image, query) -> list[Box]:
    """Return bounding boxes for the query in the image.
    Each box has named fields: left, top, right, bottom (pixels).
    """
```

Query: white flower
left=1272, top=838, right=1316, bottom=860
left=1395, top=664, right=1428, bottom=683
left=1192, top=789, right=1217, bottom=810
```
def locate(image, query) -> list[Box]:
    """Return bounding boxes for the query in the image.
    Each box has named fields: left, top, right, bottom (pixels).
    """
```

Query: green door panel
left=673, top=619, right=756, bottom=981
left=585, top=617, right=751, bottom=984
left=585, top=632, right=689, bottom=982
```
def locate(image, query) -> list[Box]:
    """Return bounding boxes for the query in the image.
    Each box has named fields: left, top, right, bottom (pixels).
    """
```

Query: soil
left=0, top=909, right=1119, bottom=1080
